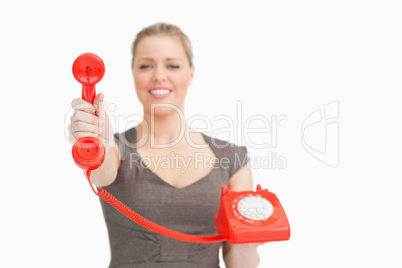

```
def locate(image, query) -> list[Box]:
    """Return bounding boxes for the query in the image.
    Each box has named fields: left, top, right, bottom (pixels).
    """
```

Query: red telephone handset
left=71, top=53, right=290, bottom=244
left=71, top=53, right=106, bottom=172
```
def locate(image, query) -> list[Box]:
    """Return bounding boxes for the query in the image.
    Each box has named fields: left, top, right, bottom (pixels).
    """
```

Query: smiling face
left=132, top=35, right=195, bottom=115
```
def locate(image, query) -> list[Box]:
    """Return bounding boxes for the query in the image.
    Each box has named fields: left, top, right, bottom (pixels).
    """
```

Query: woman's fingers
left=70, top=110, right=104, bottom=127
left=93, top=93, right=106, bottom=120
left=68, top=93, right=113, bottom=149
left=71, top=121, right=103, bottom=134
left=68, top=128, right=100, bottom=144
left=71, top=98, right=96, bottom=114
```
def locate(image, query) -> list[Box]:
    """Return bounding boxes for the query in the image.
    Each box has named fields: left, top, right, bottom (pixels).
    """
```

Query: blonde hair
left=131, top=22, right=193, bottom=67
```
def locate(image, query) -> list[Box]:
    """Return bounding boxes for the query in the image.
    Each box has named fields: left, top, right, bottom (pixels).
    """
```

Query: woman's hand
left=232, top=242, right=265, bottom=250
left=68, top=93, right=114, bottom=155
left=224, top=242, right=263, bottom=268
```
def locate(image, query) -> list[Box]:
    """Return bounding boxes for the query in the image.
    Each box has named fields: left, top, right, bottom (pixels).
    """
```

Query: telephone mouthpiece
left=72, top=136, right=105, bottom=171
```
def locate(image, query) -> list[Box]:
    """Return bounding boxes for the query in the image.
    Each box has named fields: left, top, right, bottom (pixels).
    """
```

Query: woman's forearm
left=224, top=243, right=260, bottom=268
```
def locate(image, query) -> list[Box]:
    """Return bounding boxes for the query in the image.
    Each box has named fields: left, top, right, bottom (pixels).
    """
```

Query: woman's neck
left=137, top=108, right=191, bottom=148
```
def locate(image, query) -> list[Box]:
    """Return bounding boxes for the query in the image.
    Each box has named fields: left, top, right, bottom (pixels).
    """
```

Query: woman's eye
left=140, top=65, right=151, bottom=69
left=169, top=65, right=180, bottom=69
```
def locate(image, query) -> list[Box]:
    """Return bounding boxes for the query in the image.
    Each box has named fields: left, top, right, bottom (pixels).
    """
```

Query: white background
left=1, top=0, right=401, bottom=267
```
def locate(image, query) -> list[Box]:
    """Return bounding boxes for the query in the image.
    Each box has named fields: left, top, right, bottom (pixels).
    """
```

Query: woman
left=69, top=22, right=261, bottom=268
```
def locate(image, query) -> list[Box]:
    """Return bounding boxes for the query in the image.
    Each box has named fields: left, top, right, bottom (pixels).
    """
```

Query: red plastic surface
left=72, top=137, right=105, bottom=171
left=72, top=52, right=105, bottom=104
left=72, top=53, right=105, bottom=86
left=71, top=53, right=106, bottom=171
left=214, top=185, right=290, bottom=244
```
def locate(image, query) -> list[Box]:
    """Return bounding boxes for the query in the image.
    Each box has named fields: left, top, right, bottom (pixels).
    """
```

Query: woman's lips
left=148, top=87, right=172, bottom=99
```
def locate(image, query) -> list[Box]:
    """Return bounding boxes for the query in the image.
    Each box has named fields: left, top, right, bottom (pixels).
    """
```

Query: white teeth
left=149, top=89, right=171, bottom=95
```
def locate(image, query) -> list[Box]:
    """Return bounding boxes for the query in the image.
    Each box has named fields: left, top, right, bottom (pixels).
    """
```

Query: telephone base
left=214, top=184, right=290, bottom=244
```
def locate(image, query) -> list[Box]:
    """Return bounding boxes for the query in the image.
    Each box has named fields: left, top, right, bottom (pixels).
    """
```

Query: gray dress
left=100, top=127, right=249, bottom=268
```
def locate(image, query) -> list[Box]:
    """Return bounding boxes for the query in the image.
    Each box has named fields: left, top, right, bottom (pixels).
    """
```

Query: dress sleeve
left=228, top=145, right=249, bottom=178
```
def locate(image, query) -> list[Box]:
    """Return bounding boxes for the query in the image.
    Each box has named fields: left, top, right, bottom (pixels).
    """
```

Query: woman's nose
left=152, top=65, right=167, bottom=82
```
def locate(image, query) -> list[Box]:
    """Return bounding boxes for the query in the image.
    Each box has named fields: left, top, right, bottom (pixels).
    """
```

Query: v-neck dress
left=99, top=127, right=249, bottom=268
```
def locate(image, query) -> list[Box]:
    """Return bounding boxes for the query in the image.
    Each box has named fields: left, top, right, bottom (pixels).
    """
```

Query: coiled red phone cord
left=86, top=171, right=225, bottom=244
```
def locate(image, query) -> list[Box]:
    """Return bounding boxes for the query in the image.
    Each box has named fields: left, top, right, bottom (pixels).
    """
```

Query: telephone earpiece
left=72, top=52, right=105, bottom=103
left=71, top=53, right=106, bottom=171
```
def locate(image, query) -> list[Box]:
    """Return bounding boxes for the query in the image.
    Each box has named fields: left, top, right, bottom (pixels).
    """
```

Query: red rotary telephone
left=71, top=53, right=291, bottom=244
